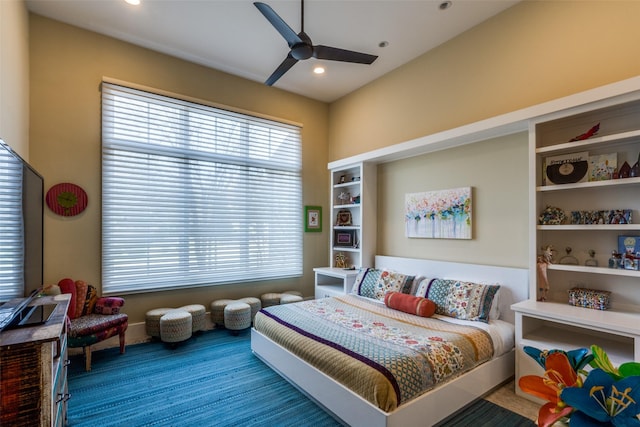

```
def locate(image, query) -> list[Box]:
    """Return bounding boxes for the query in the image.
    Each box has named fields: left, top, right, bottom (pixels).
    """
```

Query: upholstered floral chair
left=58, top=278, right=128, bottom=371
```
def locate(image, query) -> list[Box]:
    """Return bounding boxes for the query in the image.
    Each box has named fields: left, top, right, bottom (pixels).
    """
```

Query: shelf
left=512, top=300, right=640, bottom=337
left=313, top=267, right=359, bottom=279
left=537, top=224, right=640, bottom=230
left=519, top=323, right=634, bottom=364
left=334, top=225, right=360, bottom=230
left=536, top=129, right=640, bottom=155
left=547, top=264, right=640, bottom=277
left=334, top=181, right=361, bottom=189
left=333, top=203, right=361, bottom=209
left=537, top=176, right=640, bottom=192
left=332, top=247, right=359, bottom=253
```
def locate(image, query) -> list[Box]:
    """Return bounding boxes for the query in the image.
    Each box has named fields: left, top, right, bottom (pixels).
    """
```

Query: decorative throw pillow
left=74, top=280, right=89, bottom=318
left=57, top=278, right=77, bottom=319
left=94, top=297, right=125, bottom=315
left=384, top=291, right=436, bottom=318
left=411, top=277, right=435, bottom=298
left=489, top=288, right=501, bottom=320
left=74, top=281, right=98, bottom=318
left=373, top=270, right=415, bottom=301
left=351, top=268, right=384, bottom=299
left=426, top=279, right=500, bottom=323
left=404, top=275, right=425, bottom=296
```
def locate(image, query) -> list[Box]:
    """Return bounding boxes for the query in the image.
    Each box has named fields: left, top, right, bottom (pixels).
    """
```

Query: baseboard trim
left=68, top=314, right=216, bottom=355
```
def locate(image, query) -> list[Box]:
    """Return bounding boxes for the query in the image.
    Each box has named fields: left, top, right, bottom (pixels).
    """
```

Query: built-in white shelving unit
left=328, top=162, right=376, bottom=271
left=512, top=90, right=640, bottom=401
left=313, top=162, right=376, bottom=298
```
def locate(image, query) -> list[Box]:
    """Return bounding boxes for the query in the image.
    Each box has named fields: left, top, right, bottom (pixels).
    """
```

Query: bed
left=251, top=256, right=528, bottom=427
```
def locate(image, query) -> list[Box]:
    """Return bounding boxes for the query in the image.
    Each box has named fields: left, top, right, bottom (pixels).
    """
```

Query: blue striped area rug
left=67, top=328, right=535, bottom=426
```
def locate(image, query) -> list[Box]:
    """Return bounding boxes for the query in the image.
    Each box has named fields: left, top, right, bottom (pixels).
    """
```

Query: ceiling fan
left=254, top=0, right=378, bottom=86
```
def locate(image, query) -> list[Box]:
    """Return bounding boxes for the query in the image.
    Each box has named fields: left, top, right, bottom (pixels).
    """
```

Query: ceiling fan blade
left=313, top=45, right=378, bottom=64
left=254, top=2, right=302, bottom=48
left=265, top=54, right=299, bottom=86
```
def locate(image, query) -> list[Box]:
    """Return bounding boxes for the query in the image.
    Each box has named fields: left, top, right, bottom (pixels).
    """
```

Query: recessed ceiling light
left=439, top=1, right=452, bottom=10
left=313, top=66, right=325, bottom=75
left=125, top=0, right=140, bottom=5
left=378, top=41, right=389, bottom=48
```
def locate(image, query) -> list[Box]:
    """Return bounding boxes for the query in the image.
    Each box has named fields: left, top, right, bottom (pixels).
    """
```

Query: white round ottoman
left=223, top=302, right=251, bottom=334
left=210, top=299, right=235, bottom=327
left=260, top=293, right=281, bottom=308
left=145, top=307, right=173, bottom=338
left=238, top=297, right=261, bottom=323
left=179, top=304, right=206, bottom=332
left=160, top=309, right=192, bottom=344
left=280, top=294, right=303, bottom=304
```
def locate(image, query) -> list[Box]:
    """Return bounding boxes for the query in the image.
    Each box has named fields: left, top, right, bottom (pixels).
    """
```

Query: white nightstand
left=313, top=267, right=359, bottom=299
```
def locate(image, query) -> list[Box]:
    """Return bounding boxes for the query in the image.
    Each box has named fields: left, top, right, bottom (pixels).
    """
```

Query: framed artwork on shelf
left=336, top=209, right=353, bottom=226
left=304, top=206, right=322, bottom=232
left=405, top=187, right=472, bottom=239
left=334, top=230, right=356, bottom=247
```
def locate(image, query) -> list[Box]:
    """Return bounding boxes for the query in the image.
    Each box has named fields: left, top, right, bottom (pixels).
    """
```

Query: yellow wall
left=29, top=15, right=329, bottom=323
left=328, top=0, right=640, bottom=269
left=329, top=1, right=640, bottom=160
left=0, top=0, right=29, bottom=157
left=378, top=133, right=529, bottom=267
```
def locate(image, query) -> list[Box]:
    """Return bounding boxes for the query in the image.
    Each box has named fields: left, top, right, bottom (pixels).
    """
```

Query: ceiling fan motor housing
left=291, top=42, right=313, bottom=60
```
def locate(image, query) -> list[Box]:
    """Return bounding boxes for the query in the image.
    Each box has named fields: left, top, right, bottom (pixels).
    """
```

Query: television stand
left=0, top=294, right=71, bottom=426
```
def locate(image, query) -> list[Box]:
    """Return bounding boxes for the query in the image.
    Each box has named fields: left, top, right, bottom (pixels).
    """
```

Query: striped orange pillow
left=384, top=291, right=436, bottom=318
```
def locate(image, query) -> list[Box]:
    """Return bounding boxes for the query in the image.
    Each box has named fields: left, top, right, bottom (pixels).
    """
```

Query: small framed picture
left=336, top=209, right=352, bottom=226
left=334, top=230, right=356, bottom=247
left=304, top=206, right=322, bottom=232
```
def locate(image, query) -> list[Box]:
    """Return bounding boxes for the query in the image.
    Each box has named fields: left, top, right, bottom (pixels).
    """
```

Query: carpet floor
left=67, top=328, right=535, bottom=426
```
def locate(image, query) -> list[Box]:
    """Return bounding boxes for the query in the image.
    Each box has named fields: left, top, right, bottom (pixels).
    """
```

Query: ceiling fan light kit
left=254, top=0, right=378, bottom=86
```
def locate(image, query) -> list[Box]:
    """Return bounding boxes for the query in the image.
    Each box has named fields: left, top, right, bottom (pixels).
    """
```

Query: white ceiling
left=25, top=0, right=519, bottom=103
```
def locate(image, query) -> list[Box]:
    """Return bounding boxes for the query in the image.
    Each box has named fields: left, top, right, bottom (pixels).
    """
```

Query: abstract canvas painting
left=405, top=187, right=472, bottom=239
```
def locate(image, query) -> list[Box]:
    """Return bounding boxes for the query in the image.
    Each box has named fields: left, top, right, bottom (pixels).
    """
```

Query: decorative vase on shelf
left=630, top=152, right=640, bottom=178
left=585, top=249, right=598, bottom=267
left=618, top=161, right=631, bottom=178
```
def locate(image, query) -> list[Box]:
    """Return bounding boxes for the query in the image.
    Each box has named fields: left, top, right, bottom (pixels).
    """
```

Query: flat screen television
left=0, top=139, right=44, bottom=305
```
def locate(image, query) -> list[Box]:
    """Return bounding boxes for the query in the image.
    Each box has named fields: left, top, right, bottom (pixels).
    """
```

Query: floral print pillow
left=426, top=279, right=500, bottom=323
left=373, top=270, right=415, bottom=301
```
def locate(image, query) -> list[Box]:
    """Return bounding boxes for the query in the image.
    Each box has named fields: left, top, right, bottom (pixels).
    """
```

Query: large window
left=101, top=82, right=302, bottom=294
left=0, top=146, right=24, bottom=301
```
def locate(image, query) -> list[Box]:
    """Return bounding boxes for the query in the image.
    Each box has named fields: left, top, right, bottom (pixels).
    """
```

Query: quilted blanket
left=253, top=295, right=494, bottom=412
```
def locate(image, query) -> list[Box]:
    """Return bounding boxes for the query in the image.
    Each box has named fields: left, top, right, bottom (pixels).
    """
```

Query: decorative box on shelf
left=568, top=287, right=611, bottom=311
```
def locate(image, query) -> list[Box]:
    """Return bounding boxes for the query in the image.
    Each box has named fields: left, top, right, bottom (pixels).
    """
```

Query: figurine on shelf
left=537, top=245, right=554, bottom=302
left=608, top=251, right=622, bottom=269
left=335, top=252, right=348, bottom=269
left=630, top=152, right=640, bottom=178
left=338, top=191, right=351, bottom=205
left=569, top=122, right=599, bottom=141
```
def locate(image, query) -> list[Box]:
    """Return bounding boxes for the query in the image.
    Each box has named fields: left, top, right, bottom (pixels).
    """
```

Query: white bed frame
left=251, top=256, right=529, bottom=427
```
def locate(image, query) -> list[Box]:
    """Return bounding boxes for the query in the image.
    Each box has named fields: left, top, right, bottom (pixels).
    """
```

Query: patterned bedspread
left=253, top=294, right=494, bottom=412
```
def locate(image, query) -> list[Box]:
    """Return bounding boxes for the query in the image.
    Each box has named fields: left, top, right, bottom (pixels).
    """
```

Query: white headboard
left=375, top=255, right=529, bottom=324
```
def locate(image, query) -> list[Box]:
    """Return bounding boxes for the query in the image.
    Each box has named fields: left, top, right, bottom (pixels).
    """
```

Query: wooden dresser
left=0, top=294, right=71, bottom=426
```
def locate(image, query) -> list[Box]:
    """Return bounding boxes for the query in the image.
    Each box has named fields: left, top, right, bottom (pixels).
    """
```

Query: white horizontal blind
left=0, top=145, right=24, bottom=300
left=101, top=82, right=302, bottom=294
